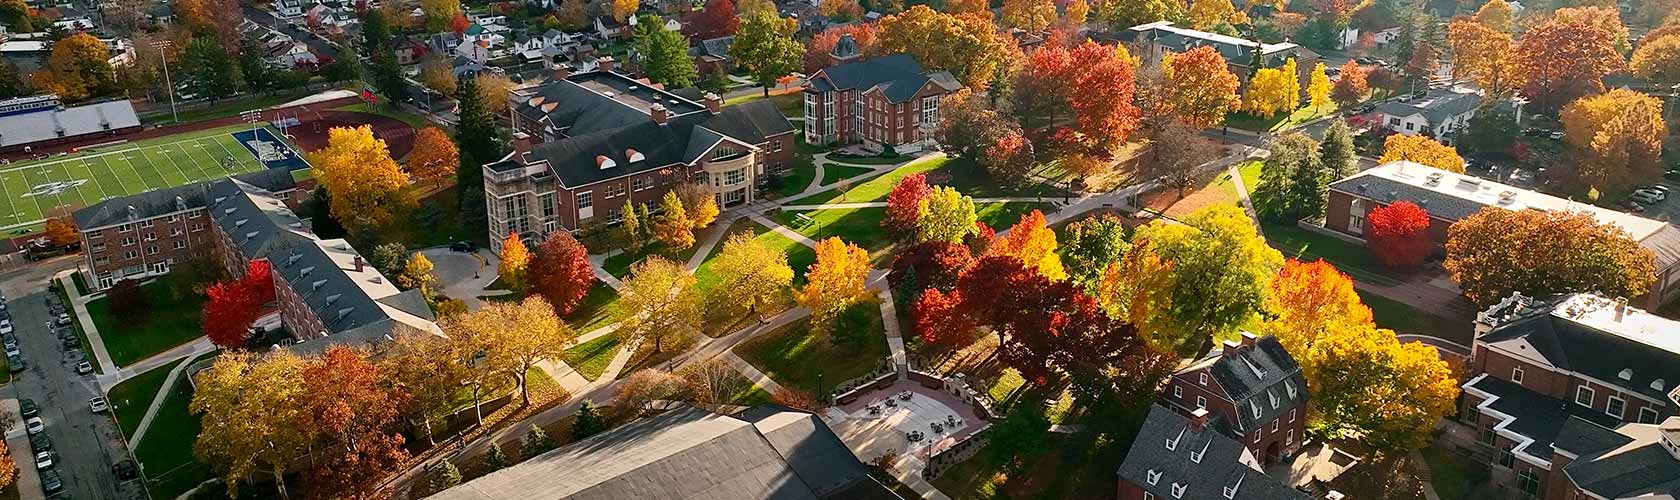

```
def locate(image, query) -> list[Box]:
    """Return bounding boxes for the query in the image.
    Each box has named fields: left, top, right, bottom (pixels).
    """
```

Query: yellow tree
left=1258, top=259, right=1373, bottom=380
left=1280, top=57, right=1300, bottom=110
left=675, top=182, right=719, bottom=230
left=654, top=191, right=695, bottom=250
left=418, top=56, right=456, bottom=95
left=1315, top=329, right=1458, bottom=452
left=0, top=442, right=13, bottom=489
left=1161, top=46, right=1241, bottom=129
left=488, top=297, right=576, bottom=405
left=498, top=233, right=530, bottom=290
left=44, top=216, right=78, bottom=247
left=1306, top=61, right=1331, bottom=110
left=191, top=351, right=313, bottom=499
left=1244, top=67, right=1294, bottom=118
left=1378, top=134, right=1465, bottom=173
left=45, top=33, right=113, bottom=101
left=611, top=0, right=638, bottom=22
left=1632, top=34, right=1680, bottom=85
left=420, top=0, right=461, bottom=31
left=797, top=237, right=871, bottom=327
left=1448, top=19, right=1518, bottom=96
left=1001, top=0, right=1057, bottom=31
left=1561, top=89, right=1668, bottom=196
left=1188, top=0, right=1240, bottom=29
left=397, top=252, right=436, bottom=293
left=915, top=186, right=978, bottom=244
left=1094, top=249, right=1175, bottom=348
left=874, top=6, right=1014, bottom=88
left=1065, top=0, right=1090, bottom=25
left=948, top=0, right=987, bottom=13
left=1475, top=0, right=1513, bottom=32
left=712, top=231, right=794, bottom=317
left=619, top=257, right=703, bottom=352
left=406, top=127, right=458, bottom=185
left=475, top=73, right=515, bottom=115
left=988, top=209, right=1066, bottom=281
left=307, top=125, right=412, bottom=232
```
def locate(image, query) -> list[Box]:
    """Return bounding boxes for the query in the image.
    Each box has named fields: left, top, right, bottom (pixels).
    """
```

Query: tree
left=499, top=298, right=575, bottom=405
left=988, top=210, right=1066, bottom=281
left=1331, top=61, right=1368, bottom=106
left=1319, top=120, right=1357, bottom=179
left=675, top=182, right=719, bottom=230
left=805, top=24, right=877, bottom=74
left=1554, top=6, right=1630, bottom=53
left=1161, top=46, right=1240, bottom=129
left=530, top=231, right=594, bottom=315
left=981, top=130, right=1036, bottom=184
left=910, top=287, right=974, bottom=348
left=420, top=0, right=461, bottom=31
left=612, top=369, right=685, bottom=417
left=685, top=0, right=740, bottom=40
left=107, top=279, right=147, bottom=322
left=1461, top=101, right=1520, bottom=155
left=1188, top=0, right=1239, bottom=30
left=1244, top=66, right=1295, bottom=118
left=191, top=351, right=311, bottom=499
left=620, top=200, right=645, bottom=253
left=676, top=358, right=748, bottom=404
left=484, top=443, right=509, bottom=471
left=948, top=0, right=988, bottom=13
left=1560, top=89, right=1668, bottom=196
left=1065, top=0, right=1090, bottom=25
left=1447, top=207, right=1657, bottom=305
left=1315, top=330, right=1458, bottom=452
left=370, top=242, right=410, bottom=277
left=1366, top=201, right=1433, bottom=269
left=884, top=173, right=932, bottom=237
left=1126, top=206, right=1283, bottom=352
left=797, top=237, right=872, bottom=328
left=201, top=260, right=275, bottom=349
left=730, top=10, right=804, bottom=96
left=183, top=35, right=240, bottom=99
left=428, top=461, right=462, bottom=492
left=937, top=90, right=1014, bottom=158
left=44, top=33, right=114, bottom=101
left=43, top=215, right=77, bottom=247
left=610, top=0, right=639, bottom=21
left=889, top=242, right=974, bottom=298
left=174, top=0, right=240, bottom=48
left=819, top=0, right=863, bottom=21
left=556, top=0, right=588, bottom=29
left=916, top=186, right=979, bottom=244
left=874, top=6, right=1014, bottom=88
left=573, top=401, right=609, bottom=439
left=523, top=426, right=556, bottom=458
left=0, top=0, right=32, bottom=32
left=654, top=191, right=695, bottom=250
left=1061, top=214, right=1129, bottom=290
left=455, top=74, right=503, bottom=166
left=1306, top=62, right=1332, bottom=110
left=397, top=253, right=437, bottom=293
left=1448, top=20, right=1517, bottom=97
left=712, top=231, right=794, bottom=317
left=1515, top=17, right=1623, bottom=113
left=1258, top=259, right=1374, bottom=379
left=636, top=15, right=698, bottom=88
left=1632, top=34, right=1680, bottom=85
left=1366, top=66, right=1403, bottom=93
left=1378, top=134, right=1465, bottom=173
left=1252, top=132, right=1324, bottom=223
left=1136, top=111, right=1219, bottom=197
left=474, top=73, right=515, bottom=115
left=1063, top=41, right=1141, bottom=150
left=620, top=257, right=703, bottom=353
left=1001, top=0, right=1056, bottom=31
left=238, top=34, right=272, bottom=94
left=298, top=346, right=411, bottom=499
left=407, top=128, right=459, bottom=186
left=382, top=333, right=469, bottom=445
left=498, top=233, right=531, bottom=291
left=307, top=125, right=411, bottom=232
left=1099, top=0, right=1185, bottom=28
left=1475, top=0, right=1513, bottom=32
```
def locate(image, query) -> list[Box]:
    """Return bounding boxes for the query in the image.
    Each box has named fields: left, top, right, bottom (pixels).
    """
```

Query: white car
left=1635, top=188, right=1667, bottom=202
left=4, top=345, right=17, bottom=358
left=1631, top=191, right=1662, bottom=205
left=25, top=417, right=43, bottom=435
left=56, top=313, right=69, bottom=326
left=34, top=451, right=51, bottom=470
left=0, top=320, right=12, bottom=335
left=89, top=397, right=109, bottom=413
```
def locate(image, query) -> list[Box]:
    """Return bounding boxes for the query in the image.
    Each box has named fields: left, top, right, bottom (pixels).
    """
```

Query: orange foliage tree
left=1515, top=17, right=1624, bottom=112
left=1161, top=46, right=1240, bottom=129
left=1365, top=200, right=1433, bottom=269
left=405, top=127, right=459, bottom=186
left=529, top=230, right=595, bottom=316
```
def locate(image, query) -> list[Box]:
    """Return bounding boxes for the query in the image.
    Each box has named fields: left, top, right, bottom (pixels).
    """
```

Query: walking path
left=685, top=215, right=740, bottom=271
left=748, top=212, right=820, bottom=248
left=128, top=347, right=211, bottom=449
left=1228, top=162, right=1262, bottom=232
left=780, top=196, right=1053, bottom=211
left=113, top=336, right=213, bottom=384
left=721, top=351, right=786, bottom=394
left=877, top=287, right=908, bottom=379
left=586, top=253, right=624, bottom=290
left=57, top=271, right=117, bottom=384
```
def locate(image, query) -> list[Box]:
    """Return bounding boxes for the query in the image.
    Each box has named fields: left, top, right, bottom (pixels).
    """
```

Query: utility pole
left=151, top=40, right=177, bottom=124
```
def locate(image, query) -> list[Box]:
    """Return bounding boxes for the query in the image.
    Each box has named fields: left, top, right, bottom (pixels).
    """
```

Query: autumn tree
left=947, top=0, right=987, bottom=13
left=475, top=73, right=516, bottom=115
left=201, top=260, right=275, bottom=349
left=731, top=10, right=804, bottom=95
left=1061, top=214, right=1128, bottom=290
left=981, top=131, right=1036, bottom=184
left=884, top=173, right=932, bottom=237
left=613, top=369, right=685, bottom=417
left=481, top=298, right=575, bottom=405
left=711, top=231, right=795, bottom=317
left=988, top=210, right=1066, bottom=281
left=397, top=253, right=437, bottom=293
left=874, top=6, right=1014, bottom=88
left=1258, top=259, right=1374, bottom=379
left=675, top=182, right=719, bottom=230
left=382, top=333, right=469, bottom=445
left=1378, top=134, right=1465, bottom=173
left=43, top=33, right=115, bottom=101
left=421, top=0, right=462, bottom=30
left=1001, top=0, right=1056, bottom=31
left=611, top=0, right=638, bottom=22
left=1065, top=0, right=1090, bottom=25
left=192, top=351, right=312, bottom=499
left=1099, top=0, right=1185, bottom=28
left=620, top=200, right=646, bottom=253
left=654, top=191, right=695, bottom=250
left=0, top=442, right=14, bottom=490
left=620, top=257, right=703, bottom=352
left=1123, top=206, right=1283, bottom=353
left=635, top=14, right=698, bottom=88
left=1161, top=46, right=1240, bottom=129
left=1315, top=329, right=1458, bottom=452
left=44, top=215, right=77, bottom=247
left=308, top=126, right=411, bottom=233
left=916, top=186, right=979, bottom=244
left=1446, top=208, right=1657, bottom=305
left=1244, top=66, right=1296, bottom=118
left=797, top=237, right=873, bottom=329
left=498, top=233, right=531, bottom=291
left=299, top=346, right=411, bottom=498
left=684, top=0, right=740, bottom=40
left=1252, top=132, right=1326, bottom=223
left=556, top=0, right=588, bottom=29
left=935, top=89, right=1013, bottom=158
left=1448, top=19, right=1518, bottom=96
left=406, top=127, right=458, bottom=185
left=1515, top=17, right=1623, bottom=112
left=1136, top=108, right=1220, bottom=197
left=676, top=358, right=749, bottom=404
left=890, top=242, right=974, bottom=299
left=1306, top=62, right=1332, bottom=110
left=1366, top=201, right=1433, bottom=269
left=1632, top=34, right=1680, bottom=84
left=530, top=230, right=594, bottom=315
left=819, top=0, right=864, bottom=21
left=1331, top=61, right=1368, bottom=106
left=1065, top=41, right=1141, bottom=150
left=1188, top=0, right=1240, bottom=30
left=805, top=24, right=877, bottom=74
left=1560, top=89, right=1668, bottom=196
left=1475, top=0, right=1513, bottom=32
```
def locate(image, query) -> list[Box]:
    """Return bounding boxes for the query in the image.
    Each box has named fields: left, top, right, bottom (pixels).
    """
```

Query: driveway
left=0, top=289, right=143, bottom=499
left=419, top=247, right=501, bottom=309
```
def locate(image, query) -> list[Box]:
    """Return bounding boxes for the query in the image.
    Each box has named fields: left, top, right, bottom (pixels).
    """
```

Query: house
left=455, top=38, right=492, bottom=64
left=1119, top=21, right=1319, bottom=94
left=0, top=95, right=141, bottom=154
left=1116, top=405, right=1312, bottom=500
left=1374, top=88, right=1482, bottom=143
left=802, top=42, right=962, bottom=153
left=451, top=56, right=488, bottom=78
left=1324, top=162, right=1680, bottom=308
left=395, top=36, right=430, bottom=65
left=426, top=32, right=461, bottom=56
left=427, top=405, right=903, bottom=500
left=691, top=35, right=733, bottom=75
left=660, top=17, right=682, bottom=32
left=594, top=15, right=634, bottom=41
left=1459, top=292, right=1680, bottom=499
left=1160, top=332, right=1310, bottom=466
left=483, top=69, right=795, bottom=252
left=274, top=0, right=307, bottom=17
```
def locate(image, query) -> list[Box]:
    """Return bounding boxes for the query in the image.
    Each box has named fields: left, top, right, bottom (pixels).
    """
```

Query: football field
left=0, top=125, right=290, bottom=233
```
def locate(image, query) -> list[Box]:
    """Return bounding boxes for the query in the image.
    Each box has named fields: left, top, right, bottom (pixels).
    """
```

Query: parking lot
left=2, top=287, right=143, bottom=500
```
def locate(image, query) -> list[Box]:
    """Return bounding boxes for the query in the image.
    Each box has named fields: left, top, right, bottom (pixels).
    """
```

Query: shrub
left=106, top=279, right=148, bottom=322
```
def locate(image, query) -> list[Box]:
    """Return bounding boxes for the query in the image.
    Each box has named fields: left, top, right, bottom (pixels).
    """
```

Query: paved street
left=2, top=290, right=142, bottom=500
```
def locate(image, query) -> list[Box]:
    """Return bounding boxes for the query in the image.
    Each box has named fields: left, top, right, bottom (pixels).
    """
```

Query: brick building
left=487, top=70, right=794, bottom=253
left=1325, top=162, right=1680, bottom=309
left=1119, top=21, right=1319, bottom=95
left=1159, top=332, right=1310, bottom=466
left=1459, top=293, right=1680, bottom=499
left=1115, top=405, right=1311, bottom=500
left=802, top=40, right=962, bottom=153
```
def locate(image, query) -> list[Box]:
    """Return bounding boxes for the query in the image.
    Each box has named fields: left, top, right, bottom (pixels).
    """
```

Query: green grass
left=1358, top=290, right=1472, bottom=344
left=988, top=369, right=1025, bottom=403
left=1261, top=220, right=1384, bottom=274
left=1237, top=159, right=1262, bottom=190
left=733, top=315, right=889, bottom=395
left=795, top=156, right=949, bottom=205
left=976, top=202, right=1051, bottom=230
left=86, top=279, right=206, bottom=368
left=795, top=156, right=1065, bottom=206
left=827, top=154, right=907, bottom=166
left=1419, top=446, right=1487, bottom=500
left=777, top=207, right=891, bottom=252
left=0, top=124, right=281, bottom=235
left=771, top=155, right=817, bottom=198
left=728, top=382, right=773, bottom=406
left=564, top=283, right=623, bottom=335
left=723, top=92, right=805, bottom=119
left=694, top=219, right=817, bottom=290
left=562, top=333, right=621, bottom=381
left=141, top=91, right=320, bottom=125
left=332, top=102, right=435, bottom=131
left=1226, top=103, right=1340, bottom=133
left=135, top=352, right=216, bottom=500
left=820, top=164, right=875, bottom=186
left=600, top=241, right=705, bottom=278
left=107, top=358, right=186, bottom=439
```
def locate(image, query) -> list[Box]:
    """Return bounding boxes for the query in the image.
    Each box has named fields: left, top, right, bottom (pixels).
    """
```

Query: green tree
left=1251, top=132, right=1323, bottom=223
left=915, top=186, right=978, bottom=244
left=729, top=10, right=804, bottom=96
left=455, top=75, right=501, bottom=231
left=1318, top=120, right=1357, bottom=179
left=373, top=48, right=409, bottom=104
left=619, top=200, right=644, bottom=252
left=184, top=35, right=240, bottom=98
left=428, top=461, right=462, bottom=491
left=1459, top=101, right=1518, bottom=155
left=523, top=426, right=556, bottom=458
left=634, top=14, right=698, bottom=88
left=1128, top=206, right=1283, bottom=353
left=484, top=443, right=508, bottom=471
left=1061, top=213, right=1130, bottom=290
left=0, top=60, right=23, bottom=99
left=573, top=401, right=608, bottom=440
left=238, top=34, right=272, bottom=94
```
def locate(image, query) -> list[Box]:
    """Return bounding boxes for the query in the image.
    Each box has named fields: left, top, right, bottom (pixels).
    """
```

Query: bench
left=793, top=213, right=816, bottom=226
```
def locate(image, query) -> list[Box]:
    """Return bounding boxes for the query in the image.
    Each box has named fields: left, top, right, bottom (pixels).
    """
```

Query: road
left=242, top=6, right=341, bottom=60
left=2, top=289, right=142, bottom=500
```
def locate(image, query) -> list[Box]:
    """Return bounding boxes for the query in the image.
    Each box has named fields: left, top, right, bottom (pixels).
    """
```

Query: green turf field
left=0, top=125, right=278, bottom=234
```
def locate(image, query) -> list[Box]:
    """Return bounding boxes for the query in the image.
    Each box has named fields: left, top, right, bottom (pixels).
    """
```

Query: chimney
left=1240, top=331, right=1258, bottom=347
left=597, top=56, right=615, bottom=73
left=1189, top=408, right=1209, bottom=431
left=650, top=103, right=668, bottom=124
left=552, top=65, right=571, bottom=81
left=703, top=92, right=722, bottom=113
left=512, top=131, right=533, bottom=154
left=1220, top=339, right=1241, bottom=357
left=353, top=255, right=365, bottom=272
left=1616, top=296, right=1629, bottom=322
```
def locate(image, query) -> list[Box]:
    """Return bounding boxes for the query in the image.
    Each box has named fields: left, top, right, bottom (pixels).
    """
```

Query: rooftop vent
left=1621, top=368, right=1634, bottom=381
left=1497, top=190, right=1517, bottom=204
left=324, top=293, right=342, bottom=306
left=1425, top=172, right=1444, bottom=185
left=371, top=275, right=383, bottom=284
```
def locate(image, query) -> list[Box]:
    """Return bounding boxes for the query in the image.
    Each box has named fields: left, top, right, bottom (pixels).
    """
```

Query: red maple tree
left=911, top=288, right=973, bottom=348
left=201, top=260, right=276, bottom=349
left=301, top=346, right=411, bottom=499
left=1366, top=201, right=1434, bottom=269
left=683, top=0, right=739, bottom=40
left=529, top=230, right=596, bottom=316
left=1065, top=40, right=1140, bottom=152
left=884, top=173, right=932, bottom=237
left=889, top=241, right=974, bottom=295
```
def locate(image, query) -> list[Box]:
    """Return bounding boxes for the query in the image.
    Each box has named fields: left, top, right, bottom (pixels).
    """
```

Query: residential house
left=803, top=44, right=963, bottom=153
left=274, top=0, right=307, bottom=17
left=395, top=36, right=430, bottom=65
left=1119, top=21, right=1319, bottom=94
left=1325, top=162, right=1680, bottom=308
left=455, top=38, right=492, bottom=65
left=691, top=35, right=733, bottom=76
left=426, top=32, right=461, bottom=57
left=427, top=405, right=903, bottom=500
left=1160, top=332, right=1310, bottom=466
left=593, top=15, right=633, bottom=41
left=1460, top=293, right=1680, bottom=499
left=1116, top=405, right=1312, bottom=500
left=1374, top=88, right=1482, bottom=143
left=483, top=69, right=794, bottom=252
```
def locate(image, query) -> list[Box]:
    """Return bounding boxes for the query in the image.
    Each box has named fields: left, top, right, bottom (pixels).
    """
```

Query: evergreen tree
left=0, top=59, right=22, bottom=99
left=185, top=35, right=241, bottom=98
left=1251, top=133, right=1322, bottom=223
left=573, top=401, right=608, bottom=441
left=1459, top=102, right=1517, bottom=156
left=1287, top=140, right=1331, bottom=219
left=429, top=461, right=462, bottom=491
left=523, top=426, right=557, bottom=458
left=361, top=9, right=392, bottom=52
left=484, top=443, right=509, bottom=471
left=373, top=49, right=409, bottom=103
left=238, top=34, right=271, bottom=94
left=634, top=14, right=698, bottom=87
left=1318, top=120, right=1357, bottom=179
left=455, top=76, right=503, bottom=167
left=304, top=186, right=348, bottom=239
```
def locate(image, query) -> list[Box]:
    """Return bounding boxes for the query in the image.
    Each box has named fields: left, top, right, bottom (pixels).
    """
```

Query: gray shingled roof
left=1564, top=420, right=1680, bottom=498
left=1479, top=305, right=1680, bottom=403
left=1203, top=336, right=1309, bottom=434
left=807, top=54, right=962, bottom=103
left=1374, top=90, right=1481, bottom=127
left=1328, top=174, right=1486, bottom=221
left=74, top=168, right=298, bottom=229
left=1116, top=405, right=1310, bottom=500
left=701, top=100, right=794, bottom=145
left=1466, top=375, right=1623, bottom=461
left=428, top=406, right=899, bottom=500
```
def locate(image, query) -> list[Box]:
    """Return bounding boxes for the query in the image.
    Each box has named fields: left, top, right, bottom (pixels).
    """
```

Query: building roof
left=1463, top=374, right=1623, bottom=462
left=1477, top=294, right=1680, bottom=404
left=0, top=97, right=139, bottom=149
left=697, top=35, right=733, bottom=59
left=1122, top=21, right=1307, bottom=67
left=1374, top=88, right=1482, bottom=126
left=806, top=54, right=962, bottom=104
left=1180, top=334, right=1309, bottom=434
left=1563, top=418, right=1680, bottom=498
left=1115, top=405, right=1311, bottom=500
left=73, top=168, right=298, bottom=229
left=428, top=406, right=900, bottom=500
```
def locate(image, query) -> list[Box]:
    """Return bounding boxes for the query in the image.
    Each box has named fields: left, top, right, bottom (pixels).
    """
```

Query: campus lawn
left=976, top=202, right=1052, bottom=230
left=794, top=156, right=948, bottom=205
left=1237, top=159, right=1262, bottom=190
left=107, top=358, right=186, bottom=439
left=561, top=333, right=621, bottom=381
left=601, top=241, right=704, bottom=278
left=820, top=164, right=875, bottom=186
left=770, top=155, right=817, bottom=198
left=1419, top=446, right=1488, bottom=500
left=564, top=283, right=623, bottom=335
left=929, top=418, right=1135, bottom=500
left=1358, top=290, right=1473, bottom=345
left=826, top=154, right=907, bottom=166
left=694, top=219, right=817, bottom=290
left=777, top=207, right=890, bottom=253
left=86, top=279, right=206, bottom=368
left=732, top=314, right=889, bottom=395
left=1226, top=103, right=1340, bottom=133
left=135, top=353, right=216, bottom=500
left=1261, top=220, right=1385, bottom=274
left=332, top=102, right=434, bottom=130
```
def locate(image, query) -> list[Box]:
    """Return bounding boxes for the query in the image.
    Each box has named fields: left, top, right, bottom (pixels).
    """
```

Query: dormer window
left=1654, top=379, right=1666, bottom=392
left=596, top=155, right=617, bottom=169
left=1285, top=380, right=1296, bottom=398
left=1171, top=483, right=1186, bottom=498
left=1620, top=368, right=1634, bottom=381
left=1268, top=389, right=1279, bottom=409
left=1251, top=402, right=1262, bottom=419
left=1146, top=470, right=1161, bottom=485
left=1223, top=474, right=1244, bottom=499
left=1190, top=438, right=1210, bottom=463
left=625, top=148, right=645, bottom=163
left=1198, top=373, right=1208, bottom=386
left=1166, top=426, right=1185, bottom=451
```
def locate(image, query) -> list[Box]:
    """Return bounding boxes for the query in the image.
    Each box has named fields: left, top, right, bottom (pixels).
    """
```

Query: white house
left=456, top=38, right=492, bottom=64
left=1375, top=88, right=1483, bottom=143
left=274, top=0, right=307, bottom=18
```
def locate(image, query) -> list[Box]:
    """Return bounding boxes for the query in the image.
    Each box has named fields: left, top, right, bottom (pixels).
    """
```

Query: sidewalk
left=56, top=271, right=116, bottom=379
left=128, top=348, right=209, bottom=449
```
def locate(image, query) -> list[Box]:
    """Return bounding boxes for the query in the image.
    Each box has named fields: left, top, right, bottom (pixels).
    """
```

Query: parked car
left=56, top=313, right=69, bottom=326
left=75, top=362, right=93, bottom=375
left=25, top=417, right=43, bottom=435
left=451, top=241, right=475, bottom=253
left=30, top=433, right=49, bottom=453
left=1631, top=191, right=1662, bottom=205
left=0, top=320, right=12, bottom=335
left=34, top=451, right=52, bottom=470
left=1635, top=188, right=1667, bottom=202
left=40, top=470, right=62, bottom=494
left=5, top=345, right=18, bottom=358
left=1548, top=131, right=1565, bottom=140
left=1622, top=199, right=1648, bottom=212
left=9, top=355, right=24, bottom=373
left=113, top=460, right=138, bottom=480
left=88, top=396, right=108, bottom=413
left=1643, top=184, right=1671, bottom=195
left=21, top=398, right=38, bottom=418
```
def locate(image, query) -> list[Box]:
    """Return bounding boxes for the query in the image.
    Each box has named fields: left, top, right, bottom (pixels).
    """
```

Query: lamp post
left=151, top=40, right=177, bottom=124
left=1511, top=96, right=1527, bottom=128
left=241, top=109, right=264, bottom=138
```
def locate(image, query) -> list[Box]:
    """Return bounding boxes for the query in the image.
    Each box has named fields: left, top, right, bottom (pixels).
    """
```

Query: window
left=1640, top=407, right=1660, bottom=424
left=1173, top=385, right=1182, bottom=398
left=606, top=182, right=626, bottom=198
left=1498, top=446, right=1515, bottom=468
left=1576, top=386, right=1596, bottom=407
left=576, top=191, right=593, bottom=210
left=1518, top=470, right=1542, bottom=497
left=1198, top=373, right=1208, bottom=386
left=1607, top=395, right=1626, bottom=419
left=1289, top=409, right=1296, bottom=423
left=1145, top=493, right=1155, bottom=500
left=170, top=228, right=183, bottom=237
left=1146, top=470, right=1160, bottom=485
left=167, top=215, right=179, bottom=223
left=1286, top=429, right=1294, bottom=446
left=632, top=177, right=652, bottom=192
left=1196, top=396, right=1206, bottom=409
left=920, top=95, right=938, bottom=125
left=139, top=220, right=154, bottom=228
left=1171, top=483, right=1185, bottom=498
left=1512, top=366, right=1524, bottom=384
left=1251, top=402, right=1261, bottom=419
left=1253, top=432, right=1261, bottom=443
left=192, top=224, right=205, bottom=232
left=173, top=241, right=185, bottom=250
left=87, top=230, right=101, bottom=239
left=92, top=243, right=105, bottom=252
left=607, top=207, right=624, bottom=223
left=144, top=233, right=157, bottom=241
left=543, top=220, right=557, bottom=234
left=539, top=193, right=556, bottom=218
left=1348, top=198, right=1365, bottom=234
left=122, top=237, right=137, bottom=246
left=1387, top=117, right=1400, bottom=126
left=724, top=169, right=746, bottom=186
left=148, top=246, right=159, bottom=255
left=1405, top=122, right=1415, bottom=131
left=1272, top=419, right=1279, bottom=432
left=1480, top=424, right=1497, bottom=446
left=771, top=140, right=782, bottom=152
left=124, top=250, right=137, bottom=259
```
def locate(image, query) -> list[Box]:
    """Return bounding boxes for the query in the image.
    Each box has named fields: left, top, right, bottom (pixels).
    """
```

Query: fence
left=919, top=372, right=998, bottom=479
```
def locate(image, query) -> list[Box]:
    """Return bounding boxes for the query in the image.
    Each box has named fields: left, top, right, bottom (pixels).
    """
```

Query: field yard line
left=210, top=135, right=252, bottom=172
left=102, top=153, right=160, bottom=193
left=186, top=141, right=233, bottom=179
left=65, top=160, right=112, bottom=204
left=211, top=135, right=260, bottom=175
left=53, top=160, right=95, bottom=208
left=134, top=147, right=185, bottom=190
left=0, top=171, right=18, bottom=224
left=13, top=165, right=52, bottom=223
left=147, top=146, right=192, bottom=186
left=168, top=143, right=214, bottom=181
left=24, top=160, right=82, bottom=211
left=102, top=153, right=152, bottom=196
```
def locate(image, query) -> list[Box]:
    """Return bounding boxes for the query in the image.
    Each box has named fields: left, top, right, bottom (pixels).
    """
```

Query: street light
left=151, top=40, right=177, bottom=124
left=241, top=109, right=264, bottom=138
left=1511, top=96, right=1528, bottom=128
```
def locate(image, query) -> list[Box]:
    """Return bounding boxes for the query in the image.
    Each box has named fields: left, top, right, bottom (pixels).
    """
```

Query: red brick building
left=802, top=40, right=962, bottom=153
left=1159, top=332, right=1310, bottom=466
left=1459, top=293, right=1680, bottom=499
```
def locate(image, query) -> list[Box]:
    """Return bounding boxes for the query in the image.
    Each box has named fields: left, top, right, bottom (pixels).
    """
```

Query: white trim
left=1460, top=374, right=1555, bottom=470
